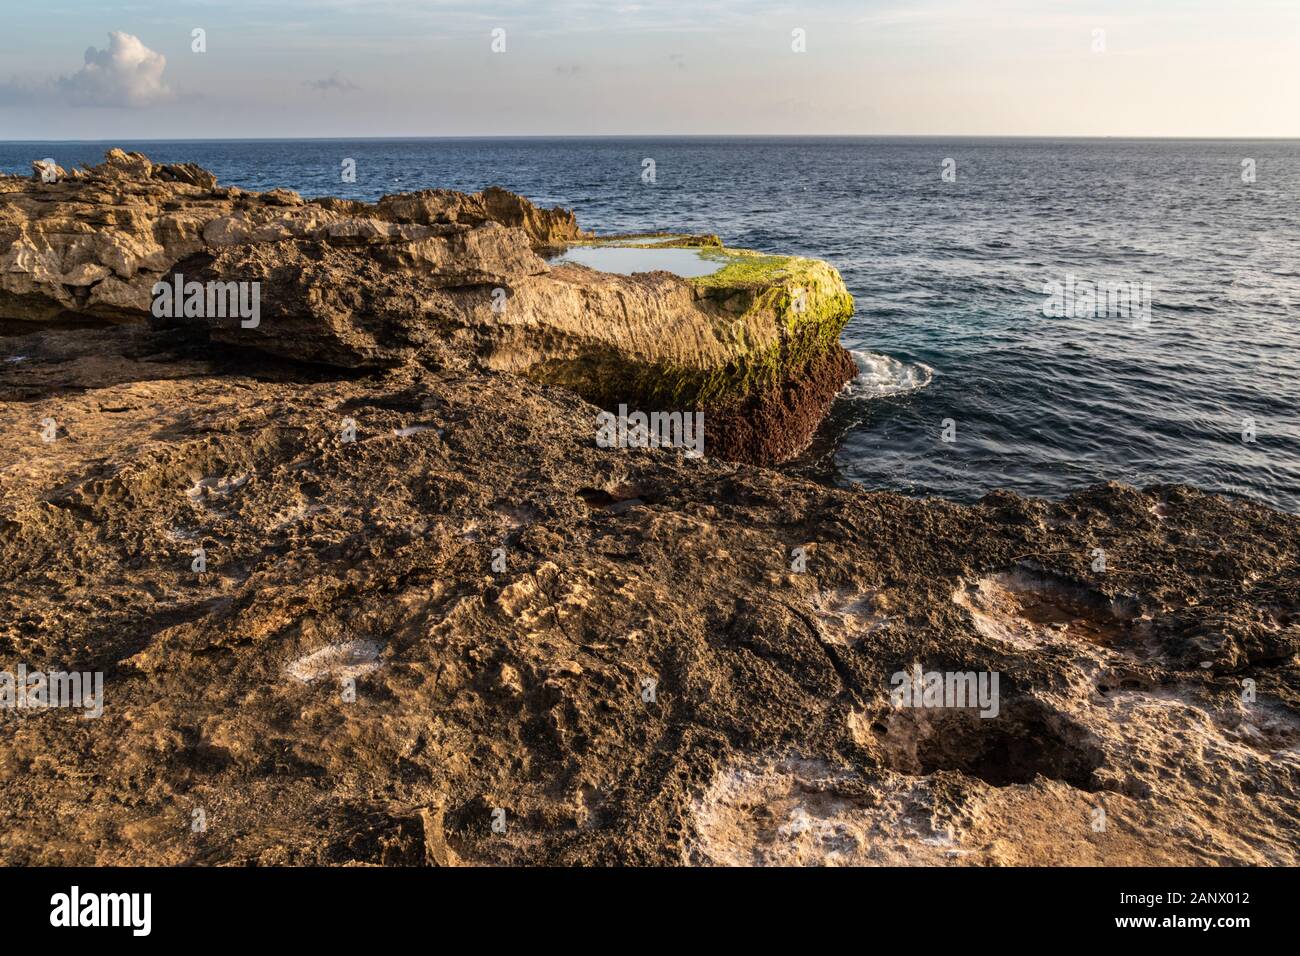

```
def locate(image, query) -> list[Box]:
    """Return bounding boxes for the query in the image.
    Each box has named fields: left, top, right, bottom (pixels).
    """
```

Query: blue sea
left=4, top=138, right=1299, bottom=511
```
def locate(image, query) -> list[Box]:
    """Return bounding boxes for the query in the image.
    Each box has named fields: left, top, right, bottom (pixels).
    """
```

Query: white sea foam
left=843, top=350, right=934, bottom=400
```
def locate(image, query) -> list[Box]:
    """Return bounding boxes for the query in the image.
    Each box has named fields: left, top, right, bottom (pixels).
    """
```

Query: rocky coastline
left=1, top=152, right=1297, bottom=866
left=4, top=149, right=856, bottom=465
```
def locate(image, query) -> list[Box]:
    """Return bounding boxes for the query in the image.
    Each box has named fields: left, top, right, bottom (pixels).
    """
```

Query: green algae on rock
left=526, top=237, right=858, bottom=461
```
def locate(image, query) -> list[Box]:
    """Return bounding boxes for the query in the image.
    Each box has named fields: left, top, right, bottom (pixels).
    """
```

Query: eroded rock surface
left=0, top=317, right=1297, bottom=866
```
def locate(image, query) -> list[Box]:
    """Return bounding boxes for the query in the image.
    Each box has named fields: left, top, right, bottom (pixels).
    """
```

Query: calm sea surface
left=5, top=138, right=1298, bottom=510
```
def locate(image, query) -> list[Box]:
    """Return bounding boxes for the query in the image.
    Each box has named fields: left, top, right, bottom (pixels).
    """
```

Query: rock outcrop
left=1, top=320, right=1298, bottom=865
left=2, top=152, right=1297, bottom=867
left=1, top=150, right=856, bottom=464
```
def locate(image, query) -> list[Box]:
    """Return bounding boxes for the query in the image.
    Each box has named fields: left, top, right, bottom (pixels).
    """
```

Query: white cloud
left=57, top=32, right=171, bottom=108
left=305, top=72, right=361, bottom=93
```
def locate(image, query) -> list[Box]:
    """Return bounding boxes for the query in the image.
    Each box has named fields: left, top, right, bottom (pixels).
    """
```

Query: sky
left=0, top=0, right=1296, bottom=139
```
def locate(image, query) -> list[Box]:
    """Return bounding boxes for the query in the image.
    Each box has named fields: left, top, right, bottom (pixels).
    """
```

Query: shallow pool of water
left=550, top=245, right=725, bottom=278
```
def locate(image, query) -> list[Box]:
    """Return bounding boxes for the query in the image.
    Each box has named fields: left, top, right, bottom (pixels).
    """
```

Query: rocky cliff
left=2, top=149, right=856, bottom=463
left=1, top=153, right=1297, bottom=866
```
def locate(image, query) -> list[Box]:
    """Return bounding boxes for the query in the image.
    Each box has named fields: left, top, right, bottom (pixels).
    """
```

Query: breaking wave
left=842, top=350, right=934, bottom=400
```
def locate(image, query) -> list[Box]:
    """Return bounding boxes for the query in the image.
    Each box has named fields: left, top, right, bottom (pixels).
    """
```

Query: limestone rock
left=1, top=150, right=858, bottom=464
left=0, top=324, right=1296, bottom=866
